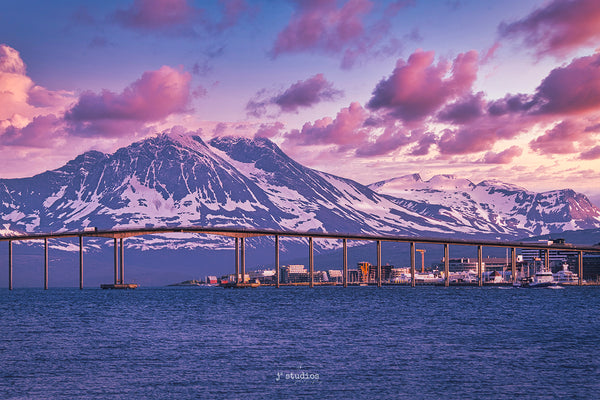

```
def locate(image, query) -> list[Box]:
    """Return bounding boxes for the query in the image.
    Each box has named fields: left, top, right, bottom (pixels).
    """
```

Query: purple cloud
left=1, top=114, right=65, bottom=147
left=247, top=74, right=343, bottom=117
left=499, top=0, right=600, bottom=59
left=529, top=120, right=596, bottom=155
left=367, top=50, right=478, bottom=122
left=113, top=0, right=200, bottom=30
left=481, top=146, right=523, bottom=164
left=285, top=102, right=369, bottom=147
left=274, top=74, right=343, bottom=113
left=65, top=66, right=192, bottom=137
left=437, top=92, right=485, bottom=125
left=581, top=145, right=600, bottom=160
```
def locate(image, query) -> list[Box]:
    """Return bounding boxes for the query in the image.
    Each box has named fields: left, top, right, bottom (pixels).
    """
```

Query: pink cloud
left=487, top=93, right=535, bottom=116
left=272, top=0, right=414, bottom=69
left=114, top=0, right=200, bottom=30
left=533, top=53, right=600, bottom=115
left=354, top=125, right=413, bottom=157
left=529, top=120, right=597, bottom=155
left=285, top=101, right=369, bottom=147
left=409, top=132, right=436, bottom=156
left=113, top=0, right=250, bottom=35
left=247, top=74, right=343, bottom=117
left=486, top=53, right=600, bottom=119
left=581, top=145, right=600, bottom=160
left=274, top=74, right=343, bottom=113
left=0, top=44, right=74, bottom=120
left=283, top=101, right=426, bottom=158
left=437, top=52, right=600, bottom=157
left=273, top=0, right=372, bottom=55
left=481, top=42, right=501, bottom=64
left=499, top=0, right=600, bottom=59
left=1, top=114, right=65, bottom=147
left=27, top=85, right=73, bottom=108
left=65, top=66, right=192, bottom=136
left=437, top=92, right=485, bottom=125
left=367, top=50, right=478, bottom=122
left=481, top=146, right=523, bottom=164
left=0, top=45, right=26, bottom=74
left=254, top=122, right=285, bottom=139
left=437, top=113, right=530, bottom=155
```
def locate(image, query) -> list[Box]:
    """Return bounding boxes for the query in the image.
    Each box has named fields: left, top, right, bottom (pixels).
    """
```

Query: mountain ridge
left=1, top=132, right=599, bottom=246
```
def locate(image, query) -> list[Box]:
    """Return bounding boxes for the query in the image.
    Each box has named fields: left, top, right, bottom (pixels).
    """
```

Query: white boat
left=553, top=263, right=582, bottom=284
left=515, top=269, right=558, bottom=288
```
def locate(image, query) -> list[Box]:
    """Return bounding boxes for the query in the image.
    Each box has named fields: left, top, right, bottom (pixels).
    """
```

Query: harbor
left=2, top=226, right=600, bottom=290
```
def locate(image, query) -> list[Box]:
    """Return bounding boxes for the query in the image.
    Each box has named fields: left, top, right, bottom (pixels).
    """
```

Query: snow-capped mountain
left=369, top=174, right=600, bottom=236
left=1, top=134, right=599, bottom=248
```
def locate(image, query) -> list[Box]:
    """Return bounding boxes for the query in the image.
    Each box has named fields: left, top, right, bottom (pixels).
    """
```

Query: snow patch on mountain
left=1, top=132, right=599, bottom=254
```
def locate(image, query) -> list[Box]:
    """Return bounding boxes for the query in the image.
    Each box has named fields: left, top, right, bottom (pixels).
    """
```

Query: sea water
left=1, top=286, right=599, bottom=399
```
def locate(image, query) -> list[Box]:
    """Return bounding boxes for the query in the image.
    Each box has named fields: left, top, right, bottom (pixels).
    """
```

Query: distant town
left=179, top=248, right=600, bottom=286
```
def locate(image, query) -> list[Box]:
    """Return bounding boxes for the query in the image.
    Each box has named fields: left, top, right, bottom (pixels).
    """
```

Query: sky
left=1, top=0, right=600, bottom=204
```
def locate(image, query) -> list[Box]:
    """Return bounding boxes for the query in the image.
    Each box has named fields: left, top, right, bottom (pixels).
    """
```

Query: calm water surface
left=1, top=286, right=599, bottom=399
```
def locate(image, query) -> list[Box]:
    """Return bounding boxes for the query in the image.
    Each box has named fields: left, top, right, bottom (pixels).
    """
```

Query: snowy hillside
left=369, top=174, right=600, bottom=236
left=1, top=133, right=599, bottom=252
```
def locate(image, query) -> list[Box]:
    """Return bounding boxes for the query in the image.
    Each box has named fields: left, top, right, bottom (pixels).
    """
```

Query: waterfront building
left=520, top=242, right=578, bottom=271
left=357, top=262, right=394, bottom=283
left=249, top=269, right=276, bottom=284
left=446, top=258, right=484, bottom=273
left=583, top=254, right=600, bottom=282
left=314, top=271, right=328, bottom=283
left=280, top=265, right=308, bottom=283
left=328, top=270, right=343, bottom=283
left=390, top=268, right=411, bottom=283
left=347, top=269, right=359, bottom=283
left=358, top=262, right=371, bottom=282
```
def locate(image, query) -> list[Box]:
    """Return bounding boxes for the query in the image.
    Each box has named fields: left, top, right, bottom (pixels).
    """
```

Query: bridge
left=2, top=226, right=600, bottom=289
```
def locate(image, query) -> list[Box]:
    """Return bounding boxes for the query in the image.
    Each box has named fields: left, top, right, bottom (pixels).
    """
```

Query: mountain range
left=1, top=132, right=600, bottom=247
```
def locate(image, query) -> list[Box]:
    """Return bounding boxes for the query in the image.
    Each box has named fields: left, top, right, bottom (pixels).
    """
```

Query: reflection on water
left=1, top=286, right=599, bottom=399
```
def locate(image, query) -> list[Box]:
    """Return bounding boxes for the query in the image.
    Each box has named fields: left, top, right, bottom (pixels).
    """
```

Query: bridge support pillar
left=444, top=244, right=449, bottom=287
left=275, top=235, right=280, bottom=288
left=578, top=251, right=583, bottom=286
left=8, top=240, right=12, bottom=290
left=511, top=247, right=516, bottom=283
left=240, top=237, right=245, bottom=283
left=343, top=239, right=348, bottom=288
left=119, top=238, right=124, bottom=284
left=79, top=236, right=83, bottom=289
left=309, top=237, right=314, bottom=288
left=234, top=238, right=239, bottom=284
left=377, top=240, right=382, bottom=287
left=544, top=249, right=549, bottom=272
left=410, top=242, right=415, bottom=287
left=113, top=238, right=118, bottom=285
left=477, top=245, right=482, bottom=287
left=44, top=238, right=48, bottom=290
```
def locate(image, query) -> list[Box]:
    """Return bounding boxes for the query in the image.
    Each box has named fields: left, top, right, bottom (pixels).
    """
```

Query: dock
left=100, top=283, right=138, bottom=289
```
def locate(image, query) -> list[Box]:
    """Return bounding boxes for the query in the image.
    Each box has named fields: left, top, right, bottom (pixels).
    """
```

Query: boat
left=553, top=263, right=583, bottom=284
left=515, top=269, right=559, bottom=288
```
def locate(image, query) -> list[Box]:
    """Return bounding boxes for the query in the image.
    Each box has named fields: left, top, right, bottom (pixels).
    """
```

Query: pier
left=2, top=226, right=599, bottom=289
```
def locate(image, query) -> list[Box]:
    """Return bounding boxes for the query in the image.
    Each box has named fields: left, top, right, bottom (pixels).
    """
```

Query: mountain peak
left=427, top=175, right=473, bottom=190
left=1, top=137, right=599, bottom=240
left=209, top=136, right=297, bottom=175
left=57, top=150, right=108, bottom=175
left=153, top=130, right=208, bottom=150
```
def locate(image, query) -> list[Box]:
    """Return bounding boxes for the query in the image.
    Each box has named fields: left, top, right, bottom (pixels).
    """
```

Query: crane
left=416, top=249, right=426, bottom=273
